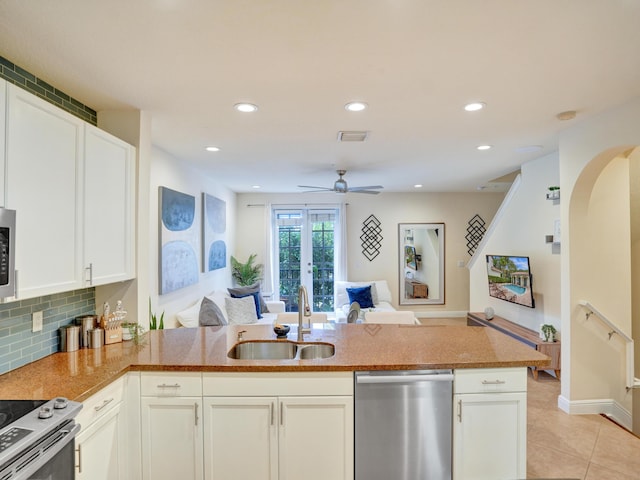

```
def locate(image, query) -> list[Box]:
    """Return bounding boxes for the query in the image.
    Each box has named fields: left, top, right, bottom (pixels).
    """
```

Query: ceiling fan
left=298, top=170, right=383, bottom=195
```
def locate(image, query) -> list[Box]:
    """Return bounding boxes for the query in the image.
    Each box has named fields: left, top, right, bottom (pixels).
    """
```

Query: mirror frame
left=398, top=223, right=445, bottom=305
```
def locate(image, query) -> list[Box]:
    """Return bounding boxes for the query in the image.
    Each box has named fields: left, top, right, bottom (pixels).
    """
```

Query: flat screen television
left=486, top=255, right=535, bottom=308
left=405, top=245, right=417, bottom=270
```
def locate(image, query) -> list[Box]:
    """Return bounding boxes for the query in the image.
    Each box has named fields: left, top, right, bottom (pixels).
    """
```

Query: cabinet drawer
left=77, top=376, right=124, bottom=430
left=454, top=367, right=526, bottom=394
left=203, top=371, right=353, bottom=396
left=141, top=372, right=202, bottom=397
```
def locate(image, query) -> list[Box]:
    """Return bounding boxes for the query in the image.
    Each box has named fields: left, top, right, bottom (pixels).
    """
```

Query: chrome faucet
left=297, top=285, right=312, bottom=341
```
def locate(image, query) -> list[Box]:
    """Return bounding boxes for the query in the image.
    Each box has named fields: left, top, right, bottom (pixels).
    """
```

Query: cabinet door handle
left=85, top=263, right=93, bottom=285
left=94, top=397, right=114, bottom=412
left=280, top=402, right=284, bottom=426
left=14, top=270, right=18, bottom=299
left=76, top=444, right=82, bottom=473
left=194, top=402, right=199, bottom=426
left=270, top=402, right=274, bottom=426
left=481, top=379, right=506, bottom=385
left=457, top=399, right=462, bottom=423
left=157, top=383, right=181, bottom=389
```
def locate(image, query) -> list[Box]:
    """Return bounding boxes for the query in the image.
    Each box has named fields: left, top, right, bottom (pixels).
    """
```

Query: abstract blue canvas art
left=202, top=193, right=227, bottom=272
left=159, top=187, right=199, bottom=294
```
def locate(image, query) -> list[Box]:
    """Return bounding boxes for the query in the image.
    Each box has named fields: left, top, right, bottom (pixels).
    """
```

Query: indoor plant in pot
left=540, top=324, right=557, bottom=342
left=230, top=254, right=263, bottom=286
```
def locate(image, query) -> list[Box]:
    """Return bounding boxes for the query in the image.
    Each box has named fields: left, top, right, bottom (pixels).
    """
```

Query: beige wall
left=569, top=155, right=631, bottom=411
left=148, top=146, right=237, bottom=328
left=469, top=153, right=561, bottom=332
left=235, top=191, right=503, bottom=316
left=559, top=96, right=640, bottom=427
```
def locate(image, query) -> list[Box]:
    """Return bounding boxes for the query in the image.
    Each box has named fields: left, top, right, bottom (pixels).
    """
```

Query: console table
left=467, top=312, right=560, bottom=380
left=405, top=279, right=428, bottom=299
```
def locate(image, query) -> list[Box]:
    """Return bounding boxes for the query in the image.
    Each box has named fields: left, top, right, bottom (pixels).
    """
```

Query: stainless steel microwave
left=0, top=208, right=16, bottom=299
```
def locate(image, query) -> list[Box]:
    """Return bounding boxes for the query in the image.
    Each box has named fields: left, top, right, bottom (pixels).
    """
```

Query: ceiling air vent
left=337, top=131, right=369, bottom=142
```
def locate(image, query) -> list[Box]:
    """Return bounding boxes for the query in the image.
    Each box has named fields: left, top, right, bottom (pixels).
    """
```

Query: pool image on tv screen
left=486, top=255, right=535, bottom=308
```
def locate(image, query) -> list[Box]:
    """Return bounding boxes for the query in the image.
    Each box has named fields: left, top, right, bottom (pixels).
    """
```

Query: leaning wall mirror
left=398, top=223, right=445, bottom=305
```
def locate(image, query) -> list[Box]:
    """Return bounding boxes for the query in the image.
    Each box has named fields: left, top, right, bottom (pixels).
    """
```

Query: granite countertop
left=0, top=323, right=550, bottom=401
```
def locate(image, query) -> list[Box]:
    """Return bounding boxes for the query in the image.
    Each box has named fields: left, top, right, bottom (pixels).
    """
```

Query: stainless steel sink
left=227, top=340, right=335, bottom=360
left=227, top=340, right=297, bottom=360
left=297, top=343, right=335, bottom=359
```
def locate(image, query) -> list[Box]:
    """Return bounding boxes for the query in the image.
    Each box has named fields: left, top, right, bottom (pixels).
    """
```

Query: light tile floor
left=527, top=371, right=640, bottom=479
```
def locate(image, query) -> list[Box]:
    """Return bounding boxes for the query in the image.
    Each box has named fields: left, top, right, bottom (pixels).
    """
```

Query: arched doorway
left=566, top=145, right=640, bottom=432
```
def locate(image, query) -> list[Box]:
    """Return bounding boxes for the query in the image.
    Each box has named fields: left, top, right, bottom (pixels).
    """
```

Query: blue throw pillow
left=346, top=285, right=374, bottom=309
left=229, top=291, right=262, bottom=318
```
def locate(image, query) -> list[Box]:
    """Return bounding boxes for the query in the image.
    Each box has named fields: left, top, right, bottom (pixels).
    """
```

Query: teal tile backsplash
left=0, top=54, right=97, bottom=125
left=0, top=288, right=96, bottom=374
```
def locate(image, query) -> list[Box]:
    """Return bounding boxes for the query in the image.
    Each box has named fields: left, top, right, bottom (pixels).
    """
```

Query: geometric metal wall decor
left=361, top=214, right=383, bottom=261
left=465, top=214, right=486, bottom=255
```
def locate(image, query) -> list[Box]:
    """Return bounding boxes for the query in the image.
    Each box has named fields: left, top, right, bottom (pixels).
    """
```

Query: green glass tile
left=0, top=56, right=14, bottom=70
left=15, top=66, right=35, bottom=83
left=2, top=68, right=26, bottom=85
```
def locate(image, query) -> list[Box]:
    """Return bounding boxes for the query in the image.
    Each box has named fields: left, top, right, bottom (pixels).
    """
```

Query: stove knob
left=53, top=397, right=68, bottom=409
left=38, top=406, right=53, bottom=419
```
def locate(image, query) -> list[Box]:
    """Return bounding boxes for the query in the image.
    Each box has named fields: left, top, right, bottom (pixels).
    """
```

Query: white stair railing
left=579, top=300, right=640, bottom=390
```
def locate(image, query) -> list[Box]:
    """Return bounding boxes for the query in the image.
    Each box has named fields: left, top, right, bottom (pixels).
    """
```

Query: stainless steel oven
left=0, top=398, right=82, bottom=480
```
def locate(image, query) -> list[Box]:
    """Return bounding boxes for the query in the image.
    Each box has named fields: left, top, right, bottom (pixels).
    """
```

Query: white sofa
left=334, top=280, right=396, bottom=322
left=334, top=280, right=418, bottom=324
left=176, top=290, right=285, bottom=328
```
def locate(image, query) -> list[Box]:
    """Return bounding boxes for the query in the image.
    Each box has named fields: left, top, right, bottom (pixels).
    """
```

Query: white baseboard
left=557, top=395, right=632, bottom=430
left=413, top=310, right=468, bottom=318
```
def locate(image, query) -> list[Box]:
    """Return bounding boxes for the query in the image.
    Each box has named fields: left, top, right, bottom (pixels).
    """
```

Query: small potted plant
left=149, top=298, right=164, bottom=330
left=547, top=186, right=560, bottom=200
left=540, top=324, right=557, bottom=342
left=230, top=254, right=263, bottom=286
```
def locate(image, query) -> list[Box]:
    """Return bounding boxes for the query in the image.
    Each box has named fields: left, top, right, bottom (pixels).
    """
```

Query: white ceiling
left=1, top=0, right=640, bottom=193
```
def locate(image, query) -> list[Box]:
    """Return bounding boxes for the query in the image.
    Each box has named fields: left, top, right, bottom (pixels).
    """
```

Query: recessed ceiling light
left=205, top=146, right=220, bottom=152
left=477, top=145, right=492, bottom=151
left=414, top=184, right=423, bottom=188
left=345, top=102, right=368, bottom=112
left=464, top=102, right=486, bottom=112
left=234, top=103, right=258, bottom=113
left=251, top=185, right=261, bottom=189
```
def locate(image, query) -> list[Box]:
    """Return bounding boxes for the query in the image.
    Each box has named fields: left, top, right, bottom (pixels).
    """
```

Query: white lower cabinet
left=278, top=396, right=353, bottom=480
left=202, top=372, right=354, bottom=480
left=452, top=368, right=527, bottom=480
left=140, top=372, right=204, bottom=480
left=203, top=397, right=277, bottom=480
left=75, top=376, right=127, bottom=480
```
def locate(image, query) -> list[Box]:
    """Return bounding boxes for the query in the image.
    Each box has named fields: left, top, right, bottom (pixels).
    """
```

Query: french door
left=272, top=207, right=340, bottom=312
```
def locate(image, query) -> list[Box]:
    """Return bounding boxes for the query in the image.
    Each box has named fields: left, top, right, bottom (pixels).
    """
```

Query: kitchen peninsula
left=1, top=324, right=549, bottom=480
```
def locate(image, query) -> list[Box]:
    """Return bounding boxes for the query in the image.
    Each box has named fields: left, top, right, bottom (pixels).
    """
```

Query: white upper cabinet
left=84, top=124, right=135, bottom=285
left=5, top=83, right=84, bottom=299
left=3, top=83, right=136, bottom=299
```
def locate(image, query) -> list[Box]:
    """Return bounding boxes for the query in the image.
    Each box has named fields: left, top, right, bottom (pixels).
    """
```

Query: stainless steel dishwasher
left=355, top=369, right=453, bottom=480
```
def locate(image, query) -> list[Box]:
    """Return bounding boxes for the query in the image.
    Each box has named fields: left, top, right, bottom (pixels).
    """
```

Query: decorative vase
left=484, top=307, right=494, bottom=320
